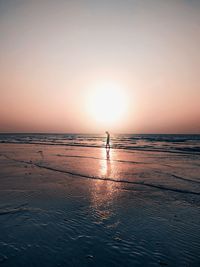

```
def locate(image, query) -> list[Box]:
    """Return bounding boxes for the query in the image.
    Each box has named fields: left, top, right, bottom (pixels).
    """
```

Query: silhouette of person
left=105, top=131, right=110, bottom=149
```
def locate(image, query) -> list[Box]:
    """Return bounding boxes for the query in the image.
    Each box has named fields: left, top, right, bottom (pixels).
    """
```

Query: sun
left=87, top=82, right=128, bottom=126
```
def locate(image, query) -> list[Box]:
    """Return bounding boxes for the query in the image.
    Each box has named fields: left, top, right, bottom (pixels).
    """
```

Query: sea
left=0, top=133, right=200, bottom=154
left=0, top=133, right=200, bottom=267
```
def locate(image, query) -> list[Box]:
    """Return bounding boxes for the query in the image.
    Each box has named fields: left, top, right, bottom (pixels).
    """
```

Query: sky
left=0, top=0, right=200, bottom=133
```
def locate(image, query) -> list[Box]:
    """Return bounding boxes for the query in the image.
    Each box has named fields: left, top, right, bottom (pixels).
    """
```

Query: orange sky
left=0, top=0, right=200, bottom=133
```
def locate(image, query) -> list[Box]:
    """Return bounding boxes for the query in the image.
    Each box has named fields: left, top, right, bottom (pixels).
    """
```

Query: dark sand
left=0, top=143, right=200, bottom=266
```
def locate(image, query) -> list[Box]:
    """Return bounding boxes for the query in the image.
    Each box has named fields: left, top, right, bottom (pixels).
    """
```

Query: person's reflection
left=106, top=148, right=111, bottom=177
left=106, top=148, right=110, bottom=160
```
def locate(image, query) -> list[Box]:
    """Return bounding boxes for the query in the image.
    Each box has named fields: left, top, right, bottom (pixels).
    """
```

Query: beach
left=1, top=0, right=200, bottom=265
left=0, top=136, right=200, bottom=266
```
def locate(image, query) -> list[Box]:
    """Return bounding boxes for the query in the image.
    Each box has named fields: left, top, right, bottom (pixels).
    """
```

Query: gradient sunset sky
left=0, top=0, right=200, bottom=133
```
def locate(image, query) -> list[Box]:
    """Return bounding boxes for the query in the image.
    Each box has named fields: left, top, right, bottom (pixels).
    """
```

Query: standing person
left=105, top=131, right=110, bottom=149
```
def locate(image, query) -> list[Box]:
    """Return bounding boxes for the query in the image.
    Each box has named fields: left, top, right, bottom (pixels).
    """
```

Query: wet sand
left=0, top=143, right=200, bottom=266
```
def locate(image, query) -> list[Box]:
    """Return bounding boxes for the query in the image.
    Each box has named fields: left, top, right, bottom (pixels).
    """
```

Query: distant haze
left=0, top=0, right=200, bottom=133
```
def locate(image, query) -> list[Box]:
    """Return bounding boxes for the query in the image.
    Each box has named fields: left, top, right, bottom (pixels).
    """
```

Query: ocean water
left=0, top=134, right=200, bottom=266
left=0, top=133, right=200, bottom=154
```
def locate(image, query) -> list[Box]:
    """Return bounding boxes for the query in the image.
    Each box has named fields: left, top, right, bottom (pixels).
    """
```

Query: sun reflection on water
left=100, top=148, right=112, bottom=177
left=89, top=148, right=120, bottom=222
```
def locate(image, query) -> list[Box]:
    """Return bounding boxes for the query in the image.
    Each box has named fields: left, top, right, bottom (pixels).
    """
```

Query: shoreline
left=0, top=143, right=200, bottom=266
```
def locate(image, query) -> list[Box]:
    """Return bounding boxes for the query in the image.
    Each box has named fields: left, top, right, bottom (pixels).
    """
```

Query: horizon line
left=0, top=132, right=200, bottom=135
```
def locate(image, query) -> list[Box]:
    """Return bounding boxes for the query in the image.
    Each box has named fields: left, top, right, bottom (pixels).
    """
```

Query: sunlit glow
left=100, top=148, right=112, bottom=177
left=87, top=82, right=128, bottom=126
left=89, top=148, right=118, bottom=221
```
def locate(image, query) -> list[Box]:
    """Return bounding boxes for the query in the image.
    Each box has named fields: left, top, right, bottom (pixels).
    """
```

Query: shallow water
left=0, top=142, right=200, bottom=266
left=0, top=133, right=200, bottom=154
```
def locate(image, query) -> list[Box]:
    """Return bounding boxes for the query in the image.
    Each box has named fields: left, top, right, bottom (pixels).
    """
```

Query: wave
left=55, top=154, right=150, bottom=165
left=3, top=154, right=200, bottom=196
left=1, top=140, right=200, bottom=155
left=0, top=207, right=43, bottom=216
left=0, top=203, right=42, bottom=216
left=170, top=174, right=200, bottom=185
left=59, top=154, right=200, bottom=184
